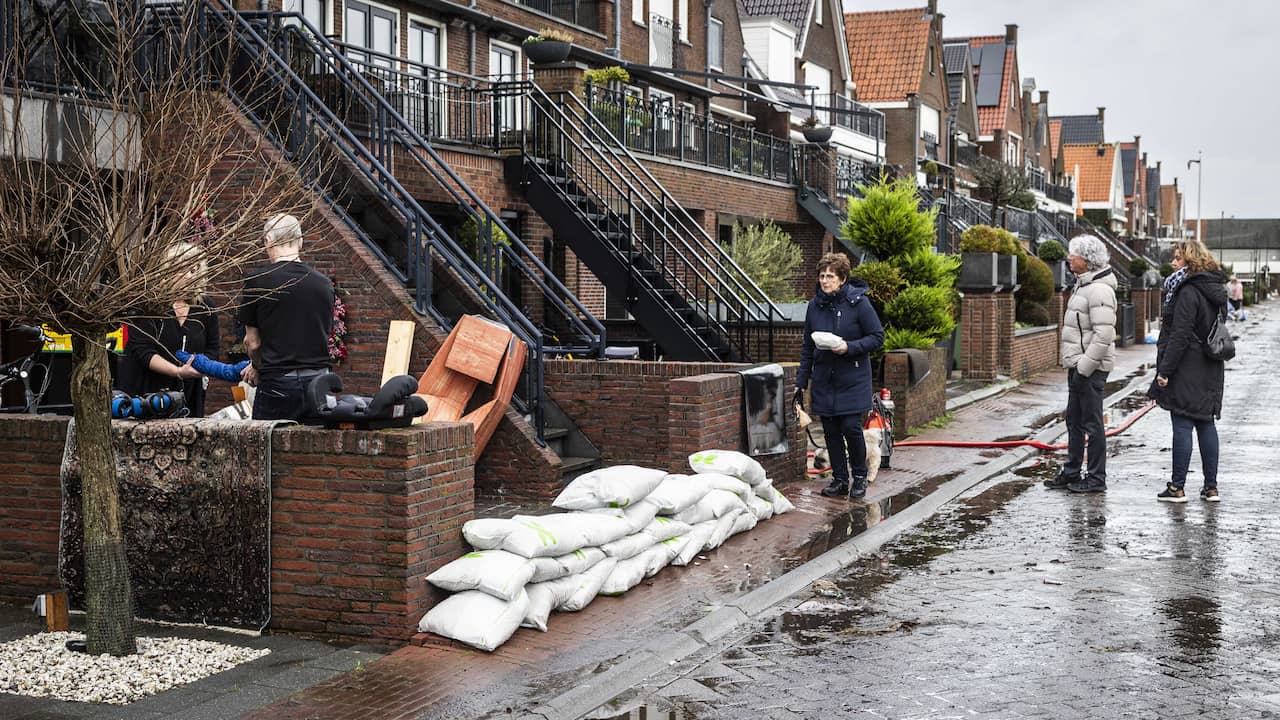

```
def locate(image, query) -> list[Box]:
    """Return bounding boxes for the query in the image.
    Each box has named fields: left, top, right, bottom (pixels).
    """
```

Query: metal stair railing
left=166, top=0, right=569, bottom=438
left=257, top=15, right=604, bottom=361
left=513, top=83, right=783, bottom=360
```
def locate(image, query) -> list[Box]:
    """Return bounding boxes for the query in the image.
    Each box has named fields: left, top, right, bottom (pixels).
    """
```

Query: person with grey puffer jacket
left=1046, top=235, right=1117, bottom=494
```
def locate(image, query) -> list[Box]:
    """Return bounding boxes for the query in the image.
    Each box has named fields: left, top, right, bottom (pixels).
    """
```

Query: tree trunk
left=70, top=335, right=136, bottom=656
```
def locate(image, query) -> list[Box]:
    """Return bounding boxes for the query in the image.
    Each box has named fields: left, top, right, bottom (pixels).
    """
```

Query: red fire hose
left=806, top=401, right=1158, bottom=473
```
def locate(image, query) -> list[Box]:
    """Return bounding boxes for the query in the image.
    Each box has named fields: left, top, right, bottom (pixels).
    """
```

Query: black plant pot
left=524, top=40, right=571, bottom=65
left=1047, top=260, right=1071, bottom=290
left=958, top=252, right=1000, bottom=292
left=802, top=126, right=833, bottom=144
left=997, top=254, right=1019, bottom=292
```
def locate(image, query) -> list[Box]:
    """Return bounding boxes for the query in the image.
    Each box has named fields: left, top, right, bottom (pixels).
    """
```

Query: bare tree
left=1, top=1, right=318, bottom=654
left=972, top=156, right=1034, bottom=224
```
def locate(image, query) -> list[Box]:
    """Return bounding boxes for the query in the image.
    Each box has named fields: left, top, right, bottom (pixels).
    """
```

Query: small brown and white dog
left=799, top=404, right=882, bottom=485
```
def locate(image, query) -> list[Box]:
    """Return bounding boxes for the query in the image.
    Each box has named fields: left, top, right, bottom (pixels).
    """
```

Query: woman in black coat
left=116, top=243, right=219, bottom=417
left=796, top=252, right=885, bottom=499
left=1151, top=240, right=1227, bottom=503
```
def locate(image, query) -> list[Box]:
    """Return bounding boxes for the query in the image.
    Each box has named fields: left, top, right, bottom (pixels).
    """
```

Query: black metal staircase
left=502, top=84, right=784, bottom=362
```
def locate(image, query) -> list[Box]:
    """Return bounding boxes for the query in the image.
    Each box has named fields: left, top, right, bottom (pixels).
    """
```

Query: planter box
left=958, top=252, right=999, bottom=292
left=997, top=253, right=1019, bottom=292
left=802, top=126, right=833, bottom=144
left=1047, top=259, right=1071, bottom=290
left=525, top=40, right=571, bottom=65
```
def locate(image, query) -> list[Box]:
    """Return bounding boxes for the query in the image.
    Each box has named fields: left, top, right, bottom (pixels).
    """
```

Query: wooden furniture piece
left=413, top=315, right=526, bottom=460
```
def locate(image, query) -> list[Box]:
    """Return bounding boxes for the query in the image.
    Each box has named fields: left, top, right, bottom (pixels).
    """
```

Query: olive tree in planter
left=523, top=28, right=574, bottom=65
left=1035, top=238, right=1070, bottom=290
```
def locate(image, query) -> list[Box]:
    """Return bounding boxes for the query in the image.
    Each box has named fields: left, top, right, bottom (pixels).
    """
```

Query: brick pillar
left=531, top=61, right=589, bottom=98
left=960, top=293, right=1015, bottom=381
left=1130, top=288, right=1160, bottom=342
left=883, top=347, right=947, bottom=439
left=1048, top=290, right=1067, bottom=365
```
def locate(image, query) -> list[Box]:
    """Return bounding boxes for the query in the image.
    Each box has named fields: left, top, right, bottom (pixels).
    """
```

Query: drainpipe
left=907, top=92, right=919, bottom=185
left=607, top=0, right=622, bottom=57
left=704, top=0, right=712, bottom=90
left=469, top=22, right=476, bottom=75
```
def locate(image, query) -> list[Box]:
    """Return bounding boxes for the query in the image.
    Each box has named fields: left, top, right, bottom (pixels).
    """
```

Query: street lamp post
left=1187, top=152, right=1202, bottom=242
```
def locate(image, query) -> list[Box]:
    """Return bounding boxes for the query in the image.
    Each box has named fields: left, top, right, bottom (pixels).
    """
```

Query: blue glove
left=175, top=350, right=250, bottom=383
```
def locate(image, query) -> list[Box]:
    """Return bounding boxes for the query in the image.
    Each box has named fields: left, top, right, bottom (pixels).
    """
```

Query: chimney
left=1157, top=160, right=1162, bottom=173
left=1134, top=134, right=1141, bottom=146
left=1005, top=24, right=1018, bottom=45
left=1097, top=106, right=1106, bottom=123
left=1039, top=90, right=1049, bottom=105
left=926, top=0, right=937, bottom=16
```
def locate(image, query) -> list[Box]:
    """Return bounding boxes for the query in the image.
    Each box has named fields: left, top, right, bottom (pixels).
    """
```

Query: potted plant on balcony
left=800, top=115, right=832, bottom=144
left=1035, top=238, right=1070, bottom=290
left=523, top=28, right=574, bottom=65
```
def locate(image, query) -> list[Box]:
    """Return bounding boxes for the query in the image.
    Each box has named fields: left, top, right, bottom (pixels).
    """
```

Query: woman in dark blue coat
left=796, top=253, right=885, bottom=498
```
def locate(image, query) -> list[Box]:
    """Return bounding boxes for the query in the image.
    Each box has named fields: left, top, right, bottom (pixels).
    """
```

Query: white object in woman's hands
left=811, top=331, right=843, bottom=350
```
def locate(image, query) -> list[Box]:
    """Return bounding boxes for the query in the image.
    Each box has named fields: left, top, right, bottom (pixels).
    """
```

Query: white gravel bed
left=0, top=631, right=270, bottom=704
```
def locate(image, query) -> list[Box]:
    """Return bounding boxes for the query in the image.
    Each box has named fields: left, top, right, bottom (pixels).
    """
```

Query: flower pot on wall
left=1048, top=260, right=1071, bottom=290
left=958, top=252, right=1000, bottom=292
left=997, top=254, right=1019, bottom=292
left=802, top=126, right=833, bottom=144
left=524, top=40, right=571, bottom=65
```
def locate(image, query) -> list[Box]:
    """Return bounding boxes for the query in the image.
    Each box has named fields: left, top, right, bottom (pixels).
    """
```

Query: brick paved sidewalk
left=236, top=341, right=1157, bottom=720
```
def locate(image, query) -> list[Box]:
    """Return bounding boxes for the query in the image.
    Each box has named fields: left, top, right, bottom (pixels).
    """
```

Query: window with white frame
left=708, top=17, right=724, bottom=71
left=633, top=0, right=644, bottom=24
left=344, top=0, right=397, bottom=68
left=680, top=101, right=698, bottom=150
left=650, top=88, right=675, bottom=150
left=805, top=63, right=831, bottom=124
left=406, top=20, right=445, bottom=138
left=282, top=0, right=325, bottom=31
left=489, top=42, right=521, bottom=132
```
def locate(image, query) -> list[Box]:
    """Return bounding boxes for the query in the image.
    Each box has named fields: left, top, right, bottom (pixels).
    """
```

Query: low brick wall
left=544, top=360, right=807, bottom=484
left=960, top=293, right=1016, bottom=381
left=882, top=347, right=948, bottom=439
left=0, top=417, right=474, bottom=646
left=1010, top=326, right=1060, bottom=381
left=1132, top=288, right=1159, bottom=342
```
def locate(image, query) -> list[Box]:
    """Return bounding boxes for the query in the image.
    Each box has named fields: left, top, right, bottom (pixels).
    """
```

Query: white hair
left=167, top=241, right=208, bottom=299
left=1068, top=234, right=1110, bottom=271
left=263, top=213, right=303, bottom=247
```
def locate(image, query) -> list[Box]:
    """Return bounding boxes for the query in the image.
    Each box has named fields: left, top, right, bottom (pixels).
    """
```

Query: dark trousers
left=1063, top=368, right=1108, bottom=482
left=821, top=413, right=868, bottom=483
left=252, top=375, right=312, bottom=421
left=1171, top=413, right=1219, bottom=490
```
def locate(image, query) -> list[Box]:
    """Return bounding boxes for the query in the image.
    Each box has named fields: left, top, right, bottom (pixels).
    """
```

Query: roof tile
left=1062, top=144, right=1116, bottom=204
left=843, top=8, right=931, bottom=103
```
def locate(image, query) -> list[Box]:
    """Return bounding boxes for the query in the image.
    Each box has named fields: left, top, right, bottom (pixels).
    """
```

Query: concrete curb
left=527, top=367, right=1157, bottom=720
left=945, top=377, right=1020, bottom=414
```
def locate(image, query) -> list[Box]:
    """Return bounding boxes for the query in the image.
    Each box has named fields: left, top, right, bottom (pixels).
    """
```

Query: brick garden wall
left=0, top=416, right=475, bottom=647
left=1009, top=326, right=1060, bottom=381
left=543, top=360, right=807, bottom=484
left=959, top=293, right=1016, bottom=381
left=882, top=347, right=947, bottom=439
left=1132, top=288, right=1159, bottom=342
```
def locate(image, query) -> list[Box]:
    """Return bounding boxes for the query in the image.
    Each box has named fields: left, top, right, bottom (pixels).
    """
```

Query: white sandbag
left=698, top=472, right=755, bottom=505
left=552, top=465, right=668, bottom=511
left=747, top=494, right=774, bottom=521
left=643, top=537, right=683, bottom=577
left=529, top=547, right=607, bottom=583
left=601, top=532, right=657, bottom=560
left=419, top=589, right=529, bottom=652
left=673, top=489, right=748, bottom=525
left=600, top=553, right=649, bottom=596
left=766, top=485, right=796, bottom=515
left=689, top=449, right=767, bottom=486
left=588, top=499, right=660, bottom=534
left=729, top=509, right=758, bottom=536
left=671, top=522, right=717, bottom=566
left=522, top=576, right=579, bottom=632
left=558, top=557, right=618, bottom=612
left=641, top=516, right=691, bottom=542
left=647, top=474, right=713, bottom=515
left=704, top=510, right=743, bottom=551
left=462, top=517, right=516, bottom=550
left=502, top=513, right=631, bottom=558
left=425, top=550, right=534, bottom=602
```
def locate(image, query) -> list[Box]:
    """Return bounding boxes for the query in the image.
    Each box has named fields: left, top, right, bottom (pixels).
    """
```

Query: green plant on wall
left=885, top=285, right=955, bottom=342
left=1015, top=253, right=1055, bottom=327
left=850, top=260, right=904, bottom=312
left=896, top=247, right=960, bottom=289
left=1036, top=238, right=1067, bottom=261
left=960, top=224, right=1019, bottom=255
left=723, top=218, right=803, bottom=302
left=457, top=216, right=509, bottom=264
left=584, top=65, right=630, bottom=87
left=842, top=175, right=937, bottom=261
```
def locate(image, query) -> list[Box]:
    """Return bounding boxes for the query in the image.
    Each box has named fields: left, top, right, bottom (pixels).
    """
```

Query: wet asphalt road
left=590, top=302, right=1280, bottom=719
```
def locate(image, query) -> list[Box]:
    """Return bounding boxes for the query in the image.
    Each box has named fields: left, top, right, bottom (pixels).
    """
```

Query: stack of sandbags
left=419, top=454, right=795, bottom=651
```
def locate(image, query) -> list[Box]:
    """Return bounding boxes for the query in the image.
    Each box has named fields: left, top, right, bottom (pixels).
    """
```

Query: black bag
left=1204, top=305, right=1235, bottom=362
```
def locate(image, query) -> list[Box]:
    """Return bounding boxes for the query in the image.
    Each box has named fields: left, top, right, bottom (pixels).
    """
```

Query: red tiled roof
left=1062, top=144, right=1116, bottom=204
left=844, top=8, right=931, bottom=103
left=1049, top=119, right=1062, bottom=158
left=964, top=35, right=1015, bottom=136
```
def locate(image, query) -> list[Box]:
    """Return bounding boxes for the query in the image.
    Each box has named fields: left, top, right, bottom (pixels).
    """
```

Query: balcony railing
left=1046, top=181, right=1074, bottom=206
left=649, top=13, right=678, bottom=68
left=812, top=92, right=884, bottom=140
left=1004, top=205, right=1034, bottom=238
left=585, top=85, right=792, bottom=183
left=1026, top=165, right=1046, bottom=193
left=518, top=0, right=600, bottom=31
left=921, top=131, right=938, bottom=161
left=834, top=154, right=884, bottom=197
left=955, top=140, right=979, bottom=168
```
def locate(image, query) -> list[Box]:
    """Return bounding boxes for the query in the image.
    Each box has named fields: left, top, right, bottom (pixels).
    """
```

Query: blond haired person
left=1151, top=240, right=1228, bottom=502
left=117, top=241, right=219, bottom=416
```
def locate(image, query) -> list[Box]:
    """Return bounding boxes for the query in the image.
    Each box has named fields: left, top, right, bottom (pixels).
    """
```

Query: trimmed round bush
left=1016, top=301, right=1053, bottom=327
left=959, top=225, right=1001, bottom=253
left=1016, top=255, right=1054, bottom=304
left=1160, top=262, right=1175, bottom=277
left=1036, top=239, right=1067, bottom=262
left=1128, top=257, right=1150, bottom=277
left=885, top=285, right=955, bottom=341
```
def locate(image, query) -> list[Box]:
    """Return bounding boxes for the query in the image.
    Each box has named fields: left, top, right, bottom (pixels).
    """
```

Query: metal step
left=542, top=426, right=570, bottom=457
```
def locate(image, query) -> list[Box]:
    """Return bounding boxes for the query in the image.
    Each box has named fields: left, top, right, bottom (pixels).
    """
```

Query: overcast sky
left=843, top=0, right=1279, bottom=220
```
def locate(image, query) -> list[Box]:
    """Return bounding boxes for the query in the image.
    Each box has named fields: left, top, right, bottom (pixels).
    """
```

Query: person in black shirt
left=239, top=214, right=334, bottom=421
left=116, top=241, right=218, bottom=417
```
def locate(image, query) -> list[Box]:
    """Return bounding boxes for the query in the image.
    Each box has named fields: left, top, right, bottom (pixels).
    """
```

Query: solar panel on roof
left=974, top=42, right=1004, bottom=106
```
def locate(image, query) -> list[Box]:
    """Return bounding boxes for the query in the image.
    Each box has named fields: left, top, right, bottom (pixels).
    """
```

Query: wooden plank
left=380, top=320, right=416, bottom=386
left=45, top=590, right=69, bottom=632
